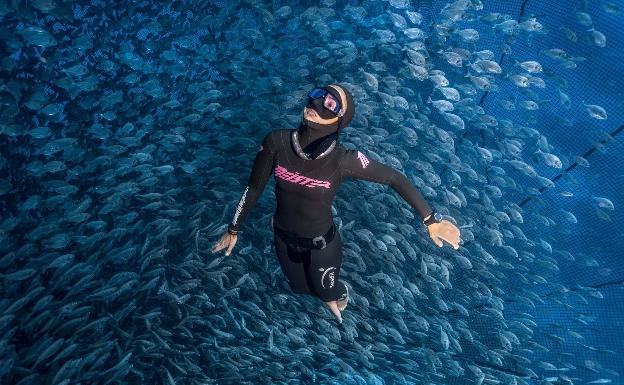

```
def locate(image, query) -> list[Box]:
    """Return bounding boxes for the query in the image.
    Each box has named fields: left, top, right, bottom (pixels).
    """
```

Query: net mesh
left=424, top=0, right=624, bottom=382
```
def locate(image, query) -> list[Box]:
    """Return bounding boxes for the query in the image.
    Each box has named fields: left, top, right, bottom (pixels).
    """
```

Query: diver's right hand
left=211, top=232, right=238, bottom=256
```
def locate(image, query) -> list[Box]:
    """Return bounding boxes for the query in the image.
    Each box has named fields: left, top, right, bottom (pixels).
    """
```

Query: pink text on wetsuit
left=274, top=164, right=331, bottom=189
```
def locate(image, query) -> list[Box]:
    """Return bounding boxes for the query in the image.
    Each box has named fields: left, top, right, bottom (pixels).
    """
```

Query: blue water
left=0, top=0, right=622, bottom=384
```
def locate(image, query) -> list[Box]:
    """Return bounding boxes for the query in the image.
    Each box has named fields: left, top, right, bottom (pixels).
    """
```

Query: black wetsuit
left=229, top=128, right=433, bottom=302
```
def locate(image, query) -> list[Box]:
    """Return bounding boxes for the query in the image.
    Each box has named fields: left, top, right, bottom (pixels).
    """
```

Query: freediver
left=212, top=84, right=461, bottom=323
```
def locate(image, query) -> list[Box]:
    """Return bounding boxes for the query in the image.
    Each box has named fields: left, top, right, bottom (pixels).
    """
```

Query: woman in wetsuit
left=212, top=84, right=461, bottom=323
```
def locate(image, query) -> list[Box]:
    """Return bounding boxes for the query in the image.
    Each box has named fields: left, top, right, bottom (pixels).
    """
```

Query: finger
left=433, top=236, right=443, bottom=247
left=441, top=231, right=456, bottom=242
left=226, top=242, right=235, bottom=256
left=215, top=241, right=227, bottom=252
left=440, top=234, right=458, bottom=248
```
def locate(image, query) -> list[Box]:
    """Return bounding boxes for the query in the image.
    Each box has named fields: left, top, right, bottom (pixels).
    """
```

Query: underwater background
left=0, top=0, right=622, bottom=384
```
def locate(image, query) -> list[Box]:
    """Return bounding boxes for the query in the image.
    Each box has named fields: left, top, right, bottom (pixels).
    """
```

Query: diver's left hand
left=427, top=220, right=461, bottom=250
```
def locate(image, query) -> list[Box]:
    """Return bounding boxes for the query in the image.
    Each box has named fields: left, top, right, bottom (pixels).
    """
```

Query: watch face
left=434, top=213, right=442, bottom=222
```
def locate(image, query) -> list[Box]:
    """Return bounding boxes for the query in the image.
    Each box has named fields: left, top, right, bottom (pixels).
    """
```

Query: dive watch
left=423, top=212, right=442, bottom=226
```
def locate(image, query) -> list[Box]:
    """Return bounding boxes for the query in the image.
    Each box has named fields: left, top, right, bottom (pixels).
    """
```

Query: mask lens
left=324, top=94, right=339, bottom=113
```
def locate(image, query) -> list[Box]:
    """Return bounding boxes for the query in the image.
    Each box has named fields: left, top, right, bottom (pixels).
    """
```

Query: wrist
left=423, top=212, right=442, bottom=226
left=228, top=224, right=238, bottom=235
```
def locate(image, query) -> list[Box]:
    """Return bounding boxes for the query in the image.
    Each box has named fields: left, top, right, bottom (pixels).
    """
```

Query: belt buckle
left=312, top=235, right=326, bottom=249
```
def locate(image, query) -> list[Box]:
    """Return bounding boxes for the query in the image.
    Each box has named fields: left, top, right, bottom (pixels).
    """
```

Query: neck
left=297, top=120, right=337, bottom=148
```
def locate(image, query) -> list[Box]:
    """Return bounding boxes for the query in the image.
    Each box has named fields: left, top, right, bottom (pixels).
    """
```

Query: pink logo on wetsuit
left=274, top=164, right=331, bottom=189
left=357, top=151, right=369, bottom=168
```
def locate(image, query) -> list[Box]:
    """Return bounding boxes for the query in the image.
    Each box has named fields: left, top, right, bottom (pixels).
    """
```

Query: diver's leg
left=326, top=282, right=348, bottom=323
left=307, top=229, right=348, bottom=321
left=273, top=231, right=313, bottom=295
left=336, top=282, right=349, bottom=311
left=325, top=300, right=342, bottom=323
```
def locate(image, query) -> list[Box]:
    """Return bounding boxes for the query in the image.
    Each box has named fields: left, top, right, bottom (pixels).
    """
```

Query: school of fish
left=0, top=0, right=620, bottom=384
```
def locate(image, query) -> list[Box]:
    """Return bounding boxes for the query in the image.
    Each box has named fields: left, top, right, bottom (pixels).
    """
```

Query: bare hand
left=211, top=231, right=238, bottom=256
left=427, top=219, right=461, bottom=250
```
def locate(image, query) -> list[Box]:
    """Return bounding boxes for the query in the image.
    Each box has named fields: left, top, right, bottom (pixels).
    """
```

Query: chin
left=306, top=120, right=328, bottom=129
left=303, top=111, right=334, bottom=129
left=303, top=116, right=320, bottom=126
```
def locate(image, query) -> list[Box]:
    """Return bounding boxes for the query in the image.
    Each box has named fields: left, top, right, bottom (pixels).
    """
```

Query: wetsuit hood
left=327, top=84, right=355, bottom=131
left=299, top=84, right=355, bottom=159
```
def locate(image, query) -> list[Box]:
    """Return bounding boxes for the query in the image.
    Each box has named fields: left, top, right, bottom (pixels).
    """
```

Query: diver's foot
left=337, top=285, right=349, bottom=312
left=325, top=301, right=342, bottom=323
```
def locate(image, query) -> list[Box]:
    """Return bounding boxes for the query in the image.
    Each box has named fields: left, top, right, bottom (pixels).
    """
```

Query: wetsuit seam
left=338, top=151, right=347, bottom=184
left=351, top=171, right=390, bottom=184
left=317, top=153, right=340, bottom=207
left=322, top=153, right=342, bottom=183
left=283, top=129, right=297, bottom=171
left=340, top=148, right=357, bottom=181
left=253, top=133, right=275, bottom=190
left=272, top=132, right=278, bottom=170
left=345, top=166, right=394, bottom=185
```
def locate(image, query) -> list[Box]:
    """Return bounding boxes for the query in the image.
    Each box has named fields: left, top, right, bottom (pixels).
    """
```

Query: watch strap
left=423, top=212, right=440, bottom=226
